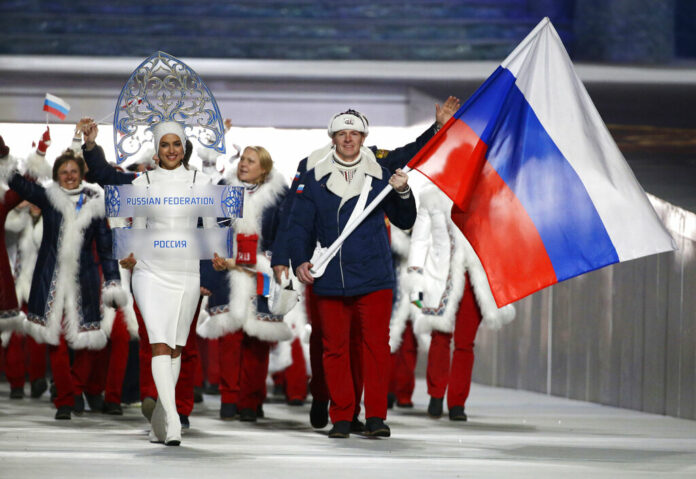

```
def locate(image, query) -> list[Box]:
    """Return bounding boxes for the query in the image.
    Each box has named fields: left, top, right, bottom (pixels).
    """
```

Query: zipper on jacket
left=337, top=208, right=345, bottom=289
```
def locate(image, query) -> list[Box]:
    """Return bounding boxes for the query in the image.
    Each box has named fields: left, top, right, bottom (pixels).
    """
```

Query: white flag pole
left=309, top=166, right=412, bottom=277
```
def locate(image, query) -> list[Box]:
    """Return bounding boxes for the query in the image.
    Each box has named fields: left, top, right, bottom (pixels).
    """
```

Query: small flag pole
left=95, top=111, right=114, bottom=125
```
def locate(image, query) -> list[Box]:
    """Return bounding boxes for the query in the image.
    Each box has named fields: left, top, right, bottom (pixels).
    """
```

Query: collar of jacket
left=314, top=146, right=382, bottom=207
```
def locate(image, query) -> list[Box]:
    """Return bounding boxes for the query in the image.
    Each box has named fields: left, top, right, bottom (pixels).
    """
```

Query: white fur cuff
left=102, top=282, right=128, bottom=309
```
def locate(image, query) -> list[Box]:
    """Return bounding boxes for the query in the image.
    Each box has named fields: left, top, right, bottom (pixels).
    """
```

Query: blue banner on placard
left=113, top=227, right=233, bottom=260
left=105, top=184, right=243, bottom=218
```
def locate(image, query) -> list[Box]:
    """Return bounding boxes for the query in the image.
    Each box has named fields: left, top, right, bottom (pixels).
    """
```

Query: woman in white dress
left=80, top=119, right=212, bottom=446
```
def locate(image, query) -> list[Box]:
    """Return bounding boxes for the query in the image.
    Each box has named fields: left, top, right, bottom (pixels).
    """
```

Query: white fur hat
left=327, top=109, right=369, bottom=137
left=151, top=121, right=188, bottom=151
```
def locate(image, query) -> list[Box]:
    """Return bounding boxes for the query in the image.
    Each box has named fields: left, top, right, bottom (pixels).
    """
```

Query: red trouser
left=175, top=300, right=202, bottom=416
left=306, top=285, right=328, bottom=402
left=135, top=302, right=157, bottom=400
left=49, top=336, right=92, bottom=408
left=103, top=311, right=130, bottom=403
left=426, top=275, right=482, bottom=409
left=197, top=337, right=220, bottom=386
left=284, top=337, right=309, bottom=401
left=389, top=320, right=418, bottom=404
left=134, top=298, right=201, bottom=416
left=218, top=330, right=243, bottom=404
left=3, top=333, right=47, bottom=388
left=308, top=285, right=363, bottom=416
left=316, top=289, right=392, bottom=423
left=238, top=333, right=270, bottom=410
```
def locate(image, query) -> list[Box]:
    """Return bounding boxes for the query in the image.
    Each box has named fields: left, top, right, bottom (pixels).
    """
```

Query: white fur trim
left=389, top=267, right=414, bottom=353
left=15, top=217, right=39, bottom=305
left=283, top=290, right=308, bottom=340
left=24, top=151, right=52, bottom=179
left=33, top=183, right=108, bottom=349
left=101, top=307, right=116, bottom=336
left=306, top=143, right=334, bottom=170
left=460, top=234, right=517, bottom=329
left=0, top=153, right=18, bottom=186
left=268, top=340, right=292, bottom=374
left=201, top=269, right=253, bottom=338
left=0, top=310, right=25, bottom=334
left=4, top=207, right=30, bottom=234
left=1, top=330, right=12, bottom=348
left=390, top=226, right=411, bottom=258
left=242, top=313, right=292, bottom=342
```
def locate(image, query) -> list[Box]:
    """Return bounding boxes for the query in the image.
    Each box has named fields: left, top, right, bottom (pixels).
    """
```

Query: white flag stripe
left=504, top=19, right=676, bottom=261
left=45, top=93, right=71, bottom=111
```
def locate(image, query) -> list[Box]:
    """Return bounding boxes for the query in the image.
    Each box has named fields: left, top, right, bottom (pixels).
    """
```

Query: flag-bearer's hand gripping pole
left=309, top=166, right=412, bottom=277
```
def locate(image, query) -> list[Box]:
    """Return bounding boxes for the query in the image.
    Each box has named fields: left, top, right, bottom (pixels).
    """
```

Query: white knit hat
left=327, top=109, right=369, bottom=137
left=151, top=121, right=188, bottom=151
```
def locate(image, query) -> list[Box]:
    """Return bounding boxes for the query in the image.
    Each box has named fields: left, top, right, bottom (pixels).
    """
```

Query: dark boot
left=30, top=378, right=48, bottom=398
left=239, top=408, right=257, bottom=422
left=364, top=417, right=391, bottom=437
left=328, top=421, right=350, bottom=439
left=102, top=402, right=123, bottom=415
left=203, top=382, right=219, bottom=395
left=193, top=386, right=204, bottom=404
left=448, top=406, right=467, bottom=421
left=55, top=406, right=72, bottom=420
left=387, top=392, right=396, bottom=409
left=427, top=396, right=443, bottom=418
left=73, top=394, right=85, bottom=415
left=220, top=403, right=238, bottom=420
left=179, top=414, right=190, bottom=429
left=84, top=392, right=104, bottom=412
left=256, top=404, right=264, bottom=419
left=350, top=416, right=365, bottom=433
left=9, top=387, right=24, bottom=399
left=310, top=399, right=329, bottom=429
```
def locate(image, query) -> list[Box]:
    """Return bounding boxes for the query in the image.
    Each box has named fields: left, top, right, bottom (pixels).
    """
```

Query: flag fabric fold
left=43, top=93, right=71, bottom=120
left=408, top=17, right=676, bottom=307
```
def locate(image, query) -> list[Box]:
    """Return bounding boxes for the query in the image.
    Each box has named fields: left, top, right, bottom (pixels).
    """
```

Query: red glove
left=236, top=233, right=258, bottom=265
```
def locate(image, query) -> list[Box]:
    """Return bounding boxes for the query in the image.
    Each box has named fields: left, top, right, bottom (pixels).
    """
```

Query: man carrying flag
left=43, top=93, right=71, bottom=121
left=407, top=17, right=676, bottom=307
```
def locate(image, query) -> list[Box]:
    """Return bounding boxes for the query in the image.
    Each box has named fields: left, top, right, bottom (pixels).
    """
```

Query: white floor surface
left=0, top=380, right=694, bottom=479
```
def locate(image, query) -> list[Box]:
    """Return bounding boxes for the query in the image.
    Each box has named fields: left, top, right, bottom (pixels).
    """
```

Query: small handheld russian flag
left=43, top=93, right=71, bottom=120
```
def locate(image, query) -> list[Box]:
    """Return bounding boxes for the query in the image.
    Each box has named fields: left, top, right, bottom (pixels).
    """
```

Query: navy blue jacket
left=8, top=174, right=119, bottom=334
left=271, top=124, right=438, bottom=268
left=287, top=161, right=416, bottom=297
left=83, top=145, right=137, bottom=186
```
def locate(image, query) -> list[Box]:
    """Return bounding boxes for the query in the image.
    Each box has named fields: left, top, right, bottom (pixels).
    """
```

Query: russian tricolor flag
left=408, top=18, right=676, bottom=307
left=43, top=93, right=71, bottom=120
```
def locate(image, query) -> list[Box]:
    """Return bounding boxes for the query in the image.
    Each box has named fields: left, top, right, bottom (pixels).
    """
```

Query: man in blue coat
left=280, top=99, right=458, bottom=438
left=272, top=98, right=460, bottom=436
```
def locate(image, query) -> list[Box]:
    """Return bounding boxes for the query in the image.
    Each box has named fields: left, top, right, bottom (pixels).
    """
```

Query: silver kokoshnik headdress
left=113, top=51, right=226, bottom=164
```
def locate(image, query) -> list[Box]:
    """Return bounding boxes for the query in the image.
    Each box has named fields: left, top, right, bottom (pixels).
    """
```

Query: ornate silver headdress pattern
left=113, top=51, right=226, bottom=164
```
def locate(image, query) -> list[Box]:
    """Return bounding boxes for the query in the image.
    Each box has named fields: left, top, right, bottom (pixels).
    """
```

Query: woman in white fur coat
left=408, top=183, right=515, bottom=421
left=0, top=144, right=126, bottom=420
left=206, top=145, right=290, bottom=422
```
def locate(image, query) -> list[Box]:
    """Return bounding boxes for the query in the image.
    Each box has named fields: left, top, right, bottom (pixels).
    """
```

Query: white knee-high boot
left=171, top=355, right=181, bottom=384
left=151, top=355, right=181, bottom=445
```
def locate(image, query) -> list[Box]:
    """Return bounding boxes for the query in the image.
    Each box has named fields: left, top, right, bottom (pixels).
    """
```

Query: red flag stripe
left=451, top=161, right=557, bottom=306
